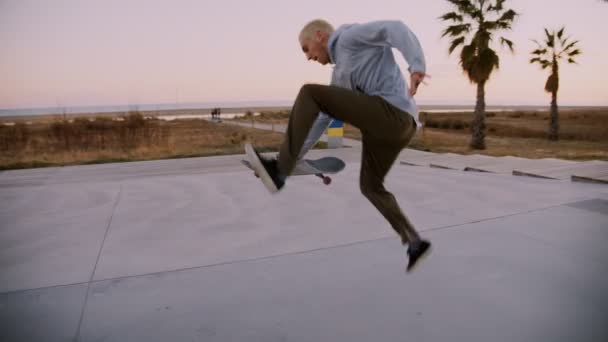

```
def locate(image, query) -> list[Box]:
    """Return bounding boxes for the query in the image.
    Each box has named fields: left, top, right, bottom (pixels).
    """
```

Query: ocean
left=0, top=101, right=292, bottom=117
left=0, top=101, right=599, bottom=118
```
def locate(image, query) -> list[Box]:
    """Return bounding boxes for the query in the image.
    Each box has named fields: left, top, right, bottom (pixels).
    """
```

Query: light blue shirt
left=299, top=20, right=426, bottom=157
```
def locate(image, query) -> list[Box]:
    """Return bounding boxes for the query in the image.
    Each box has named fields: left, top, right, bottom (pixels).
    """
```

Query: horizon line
left=2, top=101, right=608, bottom=113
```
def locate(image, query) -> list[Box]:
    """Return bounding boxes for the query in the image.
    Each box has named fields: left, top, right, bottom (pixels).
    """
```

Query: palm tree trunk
left=548, top=59, right=559, bottom=141
left=470, top=80, right=486, bottom=149
left=548, top=90, right=559, bottom=140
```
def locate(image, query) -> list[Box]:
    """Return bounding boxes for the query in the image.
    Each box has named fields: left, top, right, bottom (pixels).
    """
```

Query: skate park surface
left=1, top=146, right=607, bottom=342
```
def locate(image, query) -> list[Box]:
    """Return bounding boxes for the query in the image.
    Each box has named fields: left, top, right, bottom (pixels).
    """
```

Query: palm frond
left=531, top=39, right=543, bottom=48
left=529, top=57, right=551, bottom=66
left=460, top=45, right=500, bottom=83
left=567, top=58, right=578, bottom=64
left=459, top=44, right=477, bottom=82
left=479, top=8, right=517, bottom=33
left=446, top=0, right=476, bottom=16
left=544, top=28, right=555, bottom=48
left=497, top=9, right=518, bottom=23
left=496, top=0, right=507, bottom=10
left=439, top=11, right=464, bottom=22
left=460, top=44, right=476, bottom=65
left=567, top=49, right=582, bottom=57
left=446, top=0, right=472, bottom=6
left=496, top=21, right=512, bottom=30
left=483, top=20, right=511, bottom=31
left=449, top=36, right=467, bottom=54
left=500, top=37, right=514, bottom=52
left=531, top=48, right=548, bottom=56
left=441, top=24, right=472, bottom=38
left=470, top=8, right=484, bottom=21
left=557, top=27, right=565, bottom=39
left=487, top=0, right=506, bottom=12
left=478, top=47, right=500, bottom=74
left=562, top=40, right=580, bottom=52
left=545, top=73, right=559, bottom=93
left=473, top=30, right=492, bottom=48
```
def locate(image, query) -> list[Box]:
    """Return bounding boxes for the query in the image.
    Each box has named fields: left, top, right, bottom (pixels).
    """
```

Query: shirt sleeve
left=298, top=112, right=332, bottom=159
left=342, top=20, right=426, bottom=74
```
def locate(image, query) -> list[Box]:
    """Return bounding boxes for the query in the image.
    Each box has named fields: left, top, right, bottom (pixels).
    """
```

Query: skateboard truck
left=315, top=173, right=332, bottom=185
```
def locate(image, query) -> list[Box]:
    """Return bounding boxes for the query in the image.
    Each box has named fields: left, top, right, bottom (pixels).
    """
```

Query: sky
left=1, top=0, right=607, bottom=110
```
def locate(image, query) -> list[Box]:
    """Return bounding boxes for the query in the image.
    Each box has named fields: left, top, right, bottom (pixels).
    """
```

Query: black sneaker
left=245, top=143, right=285, bottom=193
left=406, top=240, right=431, bottom=273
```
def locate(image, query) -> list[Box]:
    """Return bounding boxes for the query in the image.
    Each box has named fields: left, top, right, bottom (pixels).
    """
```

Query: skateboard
left=241, top=156, right=345, bottom=185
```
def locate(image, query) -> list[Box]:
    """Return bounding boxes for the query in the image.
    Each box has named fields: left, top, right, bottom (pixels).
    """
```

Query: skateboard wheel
left=323, top=176, right=331, bottom=185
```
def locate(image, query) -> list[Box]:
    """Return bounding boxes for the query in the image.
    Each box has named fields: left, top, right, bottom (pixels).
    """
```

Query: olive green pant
left=278, top=84, right=420, bottom=244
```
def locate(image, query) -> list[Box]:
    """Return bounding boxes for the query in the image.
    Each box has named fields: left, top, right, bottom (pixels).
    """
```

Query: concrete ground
left=1, top=147, right=607, bottom=342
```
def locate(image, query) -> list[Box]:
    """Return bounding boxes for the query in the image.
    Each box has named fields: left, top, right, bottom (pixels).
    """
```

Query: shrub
left=508, top=112, right=523, bottom=118
left=0, top=123, right=29, bottom=152
left=450, top=119, right=468, bottom=130
left=230, top=132, right=247, bottom=144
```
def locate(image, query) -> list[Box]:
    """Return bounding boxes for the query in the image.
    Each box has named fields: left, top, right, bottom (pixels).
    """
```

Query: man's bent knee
left=360, top=178, right=382, bottom=198
left=299, top=83, right=324, bottom=97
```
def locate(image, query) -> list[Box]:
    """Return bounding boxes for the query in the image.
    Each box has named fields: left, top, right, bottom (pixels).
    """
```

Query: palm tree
left=440, top=0, right=518, bottom=149
left=530, top=27, right=581, bottom=140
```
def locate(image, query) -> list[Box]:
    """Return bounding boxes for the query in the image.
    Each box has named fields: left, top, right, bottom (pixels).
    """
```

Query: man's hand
left=409, top=72, right=426, bottom=96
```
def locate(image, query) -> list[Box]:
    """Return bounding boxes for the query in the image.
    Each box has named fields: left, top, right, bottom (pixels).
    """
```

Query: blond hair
left=299, top=19, right=334, bottom=42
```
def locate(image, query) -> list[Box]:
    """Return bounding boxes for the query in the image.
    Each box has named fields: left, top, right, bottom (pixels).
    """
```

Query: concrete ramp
left=464, top=156, right=576, bottom=175
left=398, top=151, right=606, bottom=185
left=428, top=154, right=497, bottom=170
left=399, top=152, right=459, bottom=167
left=571, top=162, right=608, bottom=184
left=513, top=160, right=607, bottom=180
left=398, top=149, right=437, bottom=165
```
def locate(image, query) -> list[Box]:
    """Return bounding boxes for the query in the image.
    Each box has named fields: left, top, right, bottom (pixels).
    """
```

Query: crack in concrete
left=73, top=184, right=123, bottom=342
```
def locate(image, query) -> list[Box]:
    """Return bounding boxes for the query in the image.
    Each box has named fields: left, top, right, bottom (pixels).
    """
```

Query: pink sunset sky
left=1, top=0, right=607, bottom=110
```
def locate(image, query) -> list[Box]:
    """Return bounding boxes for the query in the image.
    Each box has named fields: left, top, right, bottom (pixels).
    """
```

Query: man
left=245, top=19, right=431, bottom=272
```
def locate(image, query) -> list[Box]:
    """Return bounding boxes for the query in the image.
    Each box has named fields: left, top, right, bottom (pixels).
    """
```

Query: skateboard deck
left=241, top=156, right=345, bottom=185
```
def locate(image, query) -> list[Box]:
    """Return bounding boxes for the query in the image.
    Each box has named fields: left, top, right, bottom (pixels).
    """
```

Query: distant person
left=217, top=107, right=222, bottom=122
left=212, top=107, right=221, bottom=121
left=245, top=19, right=431, bottom=272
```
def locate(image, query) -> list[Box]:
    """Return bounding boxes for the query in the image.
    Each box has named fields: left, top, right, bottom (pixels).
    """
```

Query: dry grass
left=2, top=108, right=606, bottom=170
left=232, top=109, right=291, bottom=124
left=419, top=109, right=608, bottom=142
left=408, top=129, right=608, bottom=160
left=344, top=109, right=608, bottom=161
left=0, top=112, right=285, bottom=170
